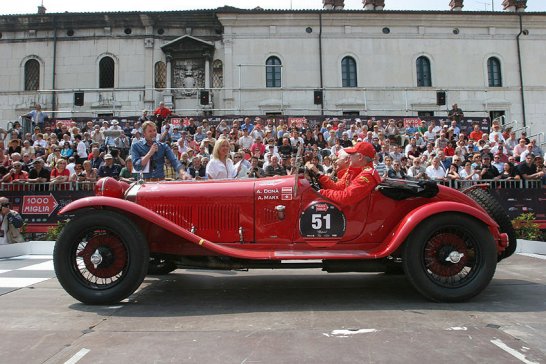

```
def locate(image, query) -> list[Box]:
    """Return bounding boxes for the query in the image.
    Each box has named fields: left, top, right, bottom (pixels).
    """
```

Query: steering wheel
left=305, top=166, right=322, bottom=191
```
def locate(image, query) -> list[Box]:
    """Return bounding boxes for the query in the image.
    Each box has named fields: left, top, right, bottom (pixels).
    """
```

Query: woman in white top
left=206, top=137, right=239, bottom=179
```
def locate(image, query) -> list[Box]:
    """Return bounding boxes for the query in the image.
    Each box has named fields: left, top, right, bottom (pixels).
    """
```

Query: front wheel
left=403, top=214, right=497, bottom=302
left=53, top=211, right=149, bottom=305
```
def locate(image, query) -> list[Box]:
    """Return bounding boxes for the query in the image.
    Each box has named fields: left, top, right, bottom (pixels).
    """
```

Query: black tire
left=465, top=188, right=517, bottom=261
left=53, top=210, right=149, bottom=305
left=147, top=255, right=177, bottom=275
left=403, top=214, right=497, bottom=302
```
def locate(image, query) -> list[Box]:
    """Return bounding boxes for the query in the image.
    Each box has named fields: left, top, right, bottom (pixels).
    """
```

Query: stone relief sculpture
left=173, top=59, right=205, bottom=97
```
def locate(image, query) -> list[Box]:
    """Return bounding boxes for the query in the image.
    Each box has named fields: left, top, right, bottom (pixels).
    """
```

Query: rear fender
left=370, top=201, right=501, bottom=257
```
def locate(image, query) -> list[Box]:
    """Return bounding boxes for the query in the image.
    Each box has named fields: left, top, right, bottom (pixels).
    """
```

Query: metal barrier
left=0, top=181, right=95, bottom=192
left=450, top=179, right=542, bottom=190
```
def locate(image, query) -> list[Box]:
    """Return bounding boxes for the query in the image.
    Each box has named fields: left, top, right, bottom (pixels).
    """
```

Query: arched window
left=416, top=56, right=432, bottom=87
left=341, top=56, right=357, bottom=87
left=266, top=56, right=282, bottom=88
left=487, top=57, right=502, bottom=87
left=99, top=56, right=115, bottom=88
left=154, top=61, right=166, bottom=89
left=212, top=60, right=224, bottom=88
left=24, top=59, right=40, bottom=91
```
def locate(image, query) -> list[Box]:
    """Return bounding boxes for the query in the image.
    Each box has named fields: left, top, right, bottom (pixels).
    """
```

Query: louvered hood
left=133, top=179, right=256, bottom=243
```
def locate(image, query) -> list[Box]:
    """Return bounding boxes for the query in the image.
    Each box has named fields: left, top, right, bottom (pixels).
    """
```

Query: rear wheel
left=465, top=188, right=517, bottom=261
left=403, top=214, right=497, bottom=302
left=53, top=211, right=149, bottom=305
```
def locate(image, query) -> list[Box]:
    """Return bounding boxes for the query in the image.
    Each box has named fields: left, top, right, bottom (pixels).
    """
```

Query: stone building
left=0, top=0, right=544, bottom=137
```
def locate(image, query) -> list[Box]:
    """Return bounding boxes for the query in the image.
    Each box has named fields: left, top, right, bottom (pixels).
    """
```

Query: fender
left=59, top=197, right=278, bottom=260
left=367, top=201, right=501, bottom=258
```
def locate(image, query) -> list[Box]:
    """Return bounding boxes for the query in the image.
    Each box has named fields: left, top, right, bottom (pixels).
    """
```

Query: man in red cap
left=307, top=142, right=381, bottom=207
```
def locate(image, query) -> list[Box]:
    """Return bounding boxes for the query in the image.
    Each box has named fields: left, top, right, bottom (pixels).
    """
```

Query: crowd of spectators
left=1, top=103, right=545, bottom=191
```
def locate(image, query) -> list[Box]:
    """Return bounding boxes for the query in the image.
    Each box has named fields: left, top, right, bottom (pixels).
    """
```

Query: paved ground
left=0, top=253, right=545, bottom=364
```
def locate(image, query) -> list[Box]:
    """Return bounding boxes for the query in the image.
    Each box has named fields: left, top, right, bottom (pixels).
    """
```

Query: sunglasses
left=1, top=203, right=10, bottom=208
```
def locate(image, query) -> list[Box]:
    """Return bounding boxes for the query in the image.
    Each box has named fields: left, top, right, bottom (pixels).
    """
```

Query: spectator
left=517, top=154, right=545, bottom=181
left=0, top=197, right=24, bottom=245
left=206, top=138, right=240, bottom=179
left=188, top=156, right=207, bottom=180
left=498, top=162, right=520, bottom=181
left=153, top=101, right=172, bottom=126
left=425, top=157, right=446, bottom=181
left=60, top=142, right=73, bottom=159
left=80, top=160, right=98, bottom=183
left=445, top=163, right=460, bottom=181
left=513, top=139, right=527, bottom=161
left=388, top=160, right=406, bottom=179
left=50, top=159, right=70, bottom=189
left=24, top=103, right=48, bottom=130
left=247, top=156, right=265, bottom=178
left=119, top=157, right=137, bottom=184
left=89, top=147, right=104, bottom=170
left=492, top=154, right=504, bottom=173
left=459, top=161, right=480, bottom=182
left=469, top=124, right=483, bottom=142
left=530, top=139, right=544, bottom=158
left=70, top=163, right=84, bottom=182
left=98, top=154, right=121, bottom=179
left=74, top=134, right=88, bottom=164
left=265, top=155, right=286, bottom=177
left=504, top=130, right=518, bottom=154
left=249, top=136, right=266, bottom=159
left=447, top=103, right=464, bottom=122
left=479, top=155, right=500, bottom=180
left=2, top=161, right=28, bottom=183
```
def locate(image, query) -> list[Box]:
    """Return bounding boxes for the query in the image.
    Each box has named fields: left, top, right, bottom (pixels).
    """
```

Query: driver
left=307, top=142, right=381, bottom=207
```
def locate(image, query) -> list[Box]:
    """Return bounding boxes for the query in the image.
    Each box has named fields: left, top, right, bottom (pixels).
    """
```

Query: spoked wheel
left=54, top=211, right=149, bottom=305
left=403, top=214, right=497, bottom=302
left=147, top=255, right=177, bottom=275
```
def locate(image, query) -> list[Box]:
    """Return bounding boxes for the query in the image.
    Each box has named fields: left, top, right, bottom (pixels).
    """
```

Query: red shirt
left=319, top=166, right=381, bottom=207
left=153, top=106, right=172, bottom=119
left=469, top=130, right=483, bottom=142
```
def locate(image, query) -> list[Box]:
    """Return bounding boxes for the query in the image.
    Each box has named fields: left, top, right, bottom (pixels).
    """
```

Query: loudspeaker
left=199, top=90, right=210, bottom=105
left=313, top=90, right=323, bottom=105
left=74, top=92, right=84, bottom=106
left=436, top=91, right=446, bottom=106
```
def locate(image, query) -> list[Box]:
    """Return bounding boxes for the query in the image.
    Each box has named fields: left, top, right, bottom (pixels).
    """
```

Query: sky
left=0, top=0, right=544, bottom=15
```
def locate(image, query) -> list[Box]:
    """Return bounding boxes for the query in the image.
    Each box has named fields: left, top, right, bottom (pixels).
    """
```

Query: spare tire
left=464, top=188, right=516, bottom=261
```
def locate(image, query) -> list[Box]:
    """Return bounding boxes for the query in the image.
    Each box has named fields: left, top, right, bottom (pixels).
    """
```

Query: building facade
left=0, top=3, right=545, bottom=138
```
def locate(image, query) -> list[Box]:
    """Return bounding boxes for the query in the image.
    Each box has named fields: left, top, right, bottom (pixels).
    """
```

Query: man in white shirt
left=238, top=129, right=254, bottom=151
left=426, top=156, right=446, bottom=181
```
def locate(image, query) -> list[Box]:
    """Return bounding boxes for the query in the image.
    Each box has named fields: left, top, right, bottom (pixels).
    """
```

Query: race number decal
left=299, top=202, right=346, bottom=238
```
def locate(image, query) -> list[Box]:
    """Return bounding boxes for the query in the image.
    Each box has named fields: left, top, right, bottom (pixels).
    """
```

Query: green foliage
left=512, top=213, right=541, bottom=241
left=46, top=219, right=69, bottom=241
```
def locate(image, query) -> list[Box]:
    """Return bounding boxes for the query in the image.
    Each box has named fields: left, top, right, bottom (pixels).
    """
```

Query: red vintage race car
left=53, top=174, right=515, bottom=305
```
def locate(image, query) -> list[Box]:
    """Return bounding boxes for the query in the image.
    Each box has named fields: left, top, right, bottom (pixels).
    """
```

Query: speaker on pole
left=436, top=91, right=446, bottom=106
left=74, top=92, right=84, bottom=106
left=313, top=90, right=323, bottom=105
left=199, top=90, right=210, bottom=105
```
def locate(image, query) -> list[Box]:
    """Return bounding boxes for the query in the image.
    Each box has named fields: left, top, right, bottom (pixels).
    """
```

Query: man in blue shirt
left=24, top=104, right=48, bottom=130
left=130, top=121, right=190, bottom=180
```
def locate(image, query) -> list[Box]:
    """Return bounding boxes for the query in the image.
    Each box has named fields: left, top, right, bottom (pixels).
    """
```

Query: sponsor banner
left=4, top=190, right=93, bottom=231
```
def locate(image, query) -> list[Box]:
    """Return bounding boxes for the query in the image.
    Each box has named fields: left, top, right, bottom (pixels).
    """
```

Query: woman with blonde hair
left=206, top=137, right=240, bottom=179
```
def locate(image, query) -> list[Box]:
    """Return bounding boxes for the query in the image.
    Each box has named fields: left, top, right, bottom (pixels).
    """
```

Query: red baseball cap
left=344, top=142, right=376, bottom=158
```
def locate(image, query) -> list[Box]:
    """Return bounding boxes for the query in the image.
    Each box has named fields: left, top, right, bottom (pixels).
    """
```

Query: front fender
left=368, top=201, right=501, bottom=258
left=59, top=197, right=274, bottom=260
